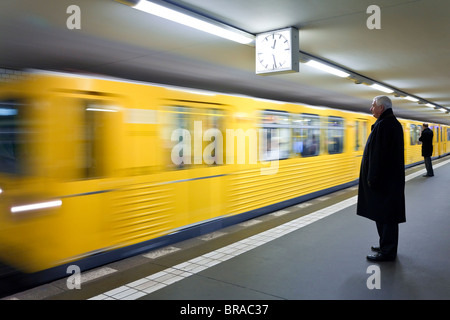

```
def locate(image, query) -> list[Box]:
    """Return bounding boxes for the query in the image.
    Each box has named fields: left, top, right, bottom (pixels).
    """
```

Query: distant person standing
left=419, top=123, right=434, bottom=177
left=357, top=96, right=406, bottom=262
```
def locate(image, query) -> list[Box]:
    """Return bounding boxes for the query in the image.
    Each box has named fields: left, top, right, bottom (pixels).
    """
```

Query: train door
left=0, top=97, right=53, bottom=271
left=48, top=94, right=124, bottom=263
left=446, top=128, right=450, bottom=155
left=159, top=104, right=227, bottom=229
left=353, top=118, right=367, bottom=177
left=434, top=125, right=439, bottom=156
left=0, top=92, right=124, bottom=271
left=433, top=125, right=439, bottom=157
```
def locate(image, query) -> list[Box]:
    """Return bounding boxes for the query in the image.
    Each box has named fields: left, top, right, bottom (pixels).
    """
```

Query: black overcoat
left=356, top=108, right=406, bottom=224
left=419, top=127, right=433, bottom=157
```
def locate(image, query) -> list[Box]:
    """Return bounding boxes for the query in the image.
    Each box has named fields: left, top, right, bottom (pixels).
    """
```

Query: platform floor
left=4, top=157, right=450, bottom=302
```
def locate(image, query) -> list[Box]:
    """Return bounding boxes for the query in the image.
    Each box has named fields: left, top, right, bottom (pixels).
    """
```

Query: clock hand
left=272, top=55, right=277, bottom=68
left=272, top=40, right=277, bottom=49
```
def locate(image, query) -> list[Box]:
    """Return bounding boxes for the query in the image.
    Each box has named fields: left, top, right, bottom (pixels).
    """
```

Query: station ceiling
left=1, top=0, right=449, bottom=124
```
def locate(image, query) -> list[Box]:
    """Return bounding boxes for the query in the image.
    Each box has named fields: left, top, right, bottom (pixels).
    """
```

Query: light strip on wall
left=304, top=60, right=350, bottom=78
left=253, top=98, right=285, bottom=104
left=11, top=200, right=62, bottom=214
left=132, top=0, right=255, bottom=44
left=169, top=88, right=216, bottom=96
left=86, top=107, right=118, bottom=112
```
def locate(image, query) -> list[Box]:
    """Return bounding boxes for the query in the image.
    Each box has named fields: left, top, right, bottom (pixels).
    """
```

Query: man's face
left=370, top=100, right=384, bottom=119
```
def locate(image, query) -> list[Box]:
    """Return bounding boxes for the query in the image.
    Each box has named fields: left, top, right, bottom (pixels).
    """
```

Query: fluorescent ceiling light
left=370, top=83, right=394, bottom=93
left=404, top=96, right=419, bottom=102
left=304, top=60, right=350, bottom=78
left=133, top=0, right=255, bottom=44
left=425, top=103, right=436, bottom=108
left=11, top=199, right=62, bottom=214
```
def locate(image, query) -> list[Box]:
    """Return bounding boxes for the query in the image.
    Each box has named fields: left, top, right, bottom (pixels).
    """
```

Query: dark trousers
left=424, top=156, right=434, bottom=176
left=376, top=222, right=398, bottom=258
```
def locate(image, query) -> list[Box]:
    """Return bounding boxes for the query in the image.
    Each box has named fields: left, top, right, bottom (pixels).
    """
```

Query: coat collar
left=378, top=107, right=394, bottom=121
left=372, top=108, right=394, bottom=130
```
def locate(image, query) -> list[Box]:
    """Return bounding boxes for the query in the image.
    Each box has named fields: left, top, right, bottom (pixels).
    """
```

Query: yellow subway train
left=0, top=71, right=449, bottom=277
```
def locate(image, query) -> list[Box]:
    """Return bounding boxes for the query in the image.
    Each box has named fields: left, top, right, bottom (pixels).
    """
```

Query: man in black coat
left=357, top=96, right=406, bottom=262
left=418, top=123, right=434, bottom=177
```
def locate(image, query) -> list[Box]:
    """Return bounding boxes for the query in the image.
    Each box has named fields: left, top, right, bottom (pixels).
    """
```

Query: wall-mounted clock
left=255, top=27, right=299, bottom=75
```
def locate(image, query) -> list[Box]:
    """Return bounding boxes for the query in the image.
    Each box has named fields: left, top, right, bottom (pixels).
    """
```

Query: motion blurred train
left=0, top=71, right=449, bottom=279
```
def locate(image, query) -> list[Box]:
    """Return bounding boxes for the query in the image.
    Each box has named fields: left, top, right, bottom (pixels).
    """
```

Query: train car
left=402, top=119, right=450, bottom=165
left=433, top=123, right=450, bottom=157
left=403, top=119, right=424, bottom=166
left=0, top=71, right=448, bottom=281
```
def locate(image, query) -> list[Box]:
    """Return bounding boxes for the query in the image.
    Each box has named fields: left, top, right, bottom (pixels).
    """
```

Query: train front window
left=0, top=100, right=26, bottom=175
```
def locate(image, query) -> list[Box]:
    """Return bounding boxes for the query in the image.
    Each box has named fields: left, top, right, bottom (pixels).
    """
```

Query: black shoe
left=371, top=246, right=381, bottom=252
left=423, top=174, right=434, bottom=177
left=366, top=252, right=396, bottom=262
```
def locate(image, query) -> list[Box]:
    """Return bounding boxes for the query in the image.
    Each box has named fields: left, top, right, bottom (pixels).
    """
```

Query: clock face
left=255, top=27, right=299, bottom=75
left=256, top=31, right=292, bottom=72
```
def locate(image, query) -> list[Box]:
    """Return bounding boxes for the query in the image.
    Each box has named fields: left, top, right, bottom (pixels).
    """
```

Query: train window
left=447, top=128, right=450, bottom=142
left=410, top=124, right=423, bottom=146
left=417, top=125, right=422, bottom=145
left=0, top=100, right=27, bottom=175
left=292, top=114, right=302, bottom=155
left=202, top=108, right=225, bottom=165
left=83, top=102, right=118, bottom=178
left=260, top=110, right=291, bottom=161
left=160, top=106, right=192, bottom=169
left=361, top=121, right=367, bottom=151
left=328, top=116, right=344, bottom=154
left=410, top=124, right=417, bottom=145
left=160, top=106, right=225, bottom=169
left=293, top=113, right=320, bottom=157
left=355, top=120, right=367, bottom=151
